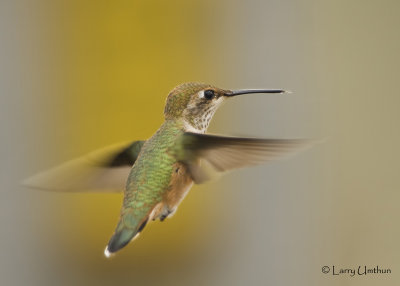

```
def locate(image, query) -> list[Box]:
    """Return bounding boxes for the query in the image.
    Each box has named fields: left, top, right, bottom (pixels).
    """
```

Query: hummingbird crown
left=164, top=82, right=228, bottom=133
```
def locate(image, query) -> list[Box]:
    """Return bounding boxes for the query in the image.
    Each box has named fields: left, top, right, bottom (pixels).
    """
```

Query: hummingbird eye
left=204, top=89, right=215, bottom=100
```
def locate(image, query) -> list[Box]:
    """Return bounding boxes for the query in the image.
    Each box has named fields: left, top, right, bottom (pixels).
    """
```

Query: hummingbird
left=24, top=82, right=310, bottom=257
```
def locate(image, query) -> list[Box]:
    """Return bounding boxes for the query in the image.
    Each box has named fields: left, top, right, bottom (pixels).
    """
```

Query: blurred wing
left=178, top=132, right=311, bottom=183
left=23, top=140, right=145, bottom=192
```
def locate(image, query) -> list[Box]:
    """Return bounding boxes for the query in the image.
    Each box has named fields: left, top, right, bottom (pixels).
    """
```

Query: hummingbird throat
left=183, top=98, right=223, bottom=133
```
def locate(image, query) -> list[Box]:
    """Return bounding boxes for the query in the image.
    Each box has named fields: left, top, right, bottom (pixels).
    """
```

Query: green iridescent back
left=122, top=119, right=184, bottom=219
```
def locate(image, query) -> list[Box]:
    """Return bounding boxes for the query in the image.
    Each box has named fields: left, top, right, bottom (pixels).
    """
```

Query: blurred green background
left=1, top=0, right=399, bottom=285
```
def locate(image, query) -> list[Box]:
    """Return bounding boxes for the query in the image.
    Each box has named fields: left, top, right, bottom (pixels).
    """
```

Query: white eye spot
left=198, top=90, right=205, bottom=98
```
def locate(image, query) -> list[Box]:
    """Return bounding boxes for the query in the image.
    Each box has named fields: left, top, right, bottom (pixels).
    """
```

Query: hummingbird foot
left=159, top=214, right=168, bottom=222
left=159, top=206, right=176, bottom=221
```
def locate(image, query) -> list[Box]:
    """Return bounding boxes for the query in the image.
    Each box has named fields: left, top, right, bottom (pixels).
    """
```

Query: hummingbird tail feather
left=105, top=213, right=148, bottom=256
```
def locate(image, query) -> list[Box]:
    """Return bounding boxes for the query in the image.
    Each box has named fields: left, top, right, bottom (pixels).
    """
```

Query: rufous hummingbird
left=24, top=82, right=310, bottom=257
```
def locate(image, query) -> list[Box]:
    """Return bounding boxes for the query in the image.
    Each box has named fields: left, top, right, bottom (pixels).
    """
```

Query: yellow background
left=1, top=0, right=399, bottom=285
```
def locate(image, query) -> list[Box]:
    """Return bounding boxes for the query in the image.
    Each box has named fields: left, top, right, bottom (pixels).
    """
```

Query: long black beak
left=224, top=89, right=288, bottom=97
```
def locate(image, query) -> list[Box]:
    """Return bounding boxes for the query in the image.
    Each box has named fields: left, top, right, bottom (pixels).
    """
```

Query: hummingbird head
left=164, top=82, right=286, bottom=133
left=164, top=82, right=228, bottom=133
